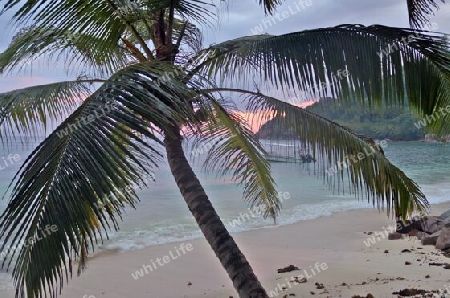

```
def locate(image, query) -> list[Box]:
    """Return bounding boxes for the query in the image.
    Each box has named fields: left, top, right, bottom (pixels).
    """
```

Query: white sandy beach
left=2, top=203, right=450, bottom=298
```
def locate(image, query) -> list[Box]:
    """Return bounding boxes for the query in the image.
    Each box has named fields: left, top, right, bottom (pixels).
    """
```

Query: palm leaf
left=191, top=96, right=280, bottom=219
left=257, top=0, right=282, bottom=14
left=1, top=0, right=214, bottom=53
left=0, top=26, right=131, bottom=76
left=2, top=0, right=155, bottom=60
left=199, top=25, right=450, bottom=117
left=202, top=88, right=428, bottom=219
left=143, top=0, right=217, bottom=26
left=0, top=79, right=100, bottom=141
left=0, top=61, right=198, bottom=298
left=407, top=0, right=446, bottom=28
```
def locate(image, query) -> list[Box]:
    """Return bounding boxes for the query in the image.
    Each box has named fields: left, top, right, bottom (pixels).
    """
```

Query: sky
left=0, top=0, right=449, bottom=95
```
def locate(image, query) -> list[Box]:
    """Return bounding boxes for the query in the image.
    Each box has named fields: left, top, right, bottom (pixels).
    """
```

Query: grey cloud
left=210, top=0, right=449, bottom=43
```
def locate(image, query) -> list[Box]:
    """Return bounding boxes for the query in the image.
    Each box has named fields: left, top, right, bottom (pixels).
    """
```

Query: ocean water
left=0, top=139, right=449, bottom=256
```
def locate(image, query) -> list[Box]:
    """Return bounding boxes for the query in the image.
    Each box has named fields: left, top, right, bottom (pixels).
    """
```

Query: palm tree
left=0, top=0, right=448, bottom=297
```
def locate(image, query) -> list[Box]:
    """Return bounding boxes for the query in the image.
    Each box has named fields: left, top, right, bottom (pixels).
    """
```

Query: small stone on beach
left=277, top=265, right=300, bottom=273
left=388, top=232, right=403, bottom=240
left=392, top=288, right=428, bottom=296
left=315, top=282, right=325, bottom=289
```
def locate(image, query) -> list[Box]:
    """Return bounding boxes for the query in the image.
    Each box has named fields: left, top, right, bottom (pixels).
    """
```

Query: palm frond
left=0, top=25, right=131, bottom=76
left=192, top=96, right=279, bottom=219
left=0, top=62, right=199, bottom=298
left=202, top=88, right=428, bottom=219
left=1, top=0, right=215, bottom=47
left=1, top=0, right=144, bottom=62
left=129, top=14, right=204, bottom=55
left=173, top=20, right=204, bottom=54
left=407, top=0, right=446, bottom=28
left=144, top=0, right=217, bottom=26
left=257, top=0, right=282, bottom=14
left=200, top=25, right=450, bottom=117
left=0, top=79, right=100, bottom=141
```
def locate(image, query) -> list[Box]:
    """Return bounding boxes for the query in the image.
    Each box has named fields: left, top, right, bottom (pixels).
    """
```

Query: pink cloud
left=234, top=100, right=316, bottom=133
left=294, top=101, right=316, bottom=108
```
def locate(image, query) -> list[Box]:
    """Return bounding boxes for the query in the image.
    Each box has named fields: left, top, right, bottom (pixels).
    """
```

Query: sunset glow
left=235, top=100, right=316, bottom=133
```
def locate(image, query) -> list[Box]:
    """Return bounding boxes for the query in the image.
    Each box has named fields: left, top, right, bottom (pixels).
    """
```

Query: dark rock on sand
left=421, top=216, right=442, bottom=234
left=277, top=265, right=300, bottom=273
left=444, top=217, right=450, bottom=228
left=416, top=231, right=428, bottom=240
left=395, top=211, right=450, bottom=259
left=314, top=282, right=324, bottom=289
left=443, top=249, right=450, bottom=258
left=292, top=276, right=307, bottom=283
left=421, top=231, right=441, bottom=245
left=439, top=210, right=450, bottom=220
left=392, top=288, right=427, bottom=296
left=388, top=232, right=403, bottom=240
left=436, top=228, right=450, bottom=250
left=396, top=219, right=422, bottom=234
left=397, top=213, right=448, bottom=235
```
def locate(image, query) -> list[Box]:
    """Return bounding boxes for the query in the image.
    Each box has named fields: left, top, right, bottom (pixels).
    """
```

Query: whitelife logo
left=131, top=243, right=193, bottom=280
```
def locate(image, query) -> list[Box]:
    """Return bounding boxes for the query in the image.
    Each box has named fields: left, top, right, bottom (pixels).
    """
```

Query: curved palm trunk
left=164, top=128, right=269, bottom=298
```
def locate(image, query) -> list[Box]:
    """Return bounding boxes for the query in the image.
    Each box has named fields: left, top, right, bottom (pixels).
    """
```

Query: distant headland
left=257, top=97, right=430, bottom=142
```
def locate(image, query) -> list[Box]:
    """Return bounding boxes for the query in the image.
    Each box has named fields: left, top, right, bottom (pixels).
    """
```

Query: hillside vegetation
left=257, top=98, right=425, bottom=141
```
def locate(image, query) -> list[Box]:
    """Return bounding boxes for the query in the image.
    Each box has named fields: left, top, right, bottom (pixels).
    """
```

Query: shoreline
left=1, top=202, right=449, bottom=297
left=97, top=198, right=448, bottom=257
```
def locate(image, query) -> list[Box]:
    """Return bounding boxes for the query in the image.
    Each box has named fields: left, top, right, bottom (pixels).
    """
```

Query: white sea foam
left=97, top=186, right=450, bottom=253
left=99, top=198, right=372, bottom=252
left=422, top=182, right=450, bottom=204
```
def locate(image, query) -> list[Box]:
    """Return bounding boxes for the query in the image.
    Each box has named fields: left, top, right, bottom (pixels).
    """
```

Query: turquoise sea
left=0, top=139, right=449, bottom=254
